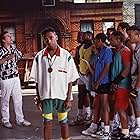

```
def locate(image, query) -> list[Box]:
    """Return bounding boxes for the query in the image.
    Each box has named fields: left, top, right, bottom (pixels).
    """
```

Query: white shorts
left=77, top=73, right=89, bottom=90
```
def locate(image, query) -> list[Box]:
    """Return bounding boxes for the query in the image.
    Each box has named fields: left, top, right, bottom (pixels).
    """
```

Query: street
left=0, top=86, right=96, bottom=140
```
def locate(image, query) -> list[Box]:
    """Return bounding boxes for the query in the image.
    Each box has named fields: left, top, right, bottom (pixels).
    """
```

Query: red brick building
left=0, top=0, right=123, bottom=83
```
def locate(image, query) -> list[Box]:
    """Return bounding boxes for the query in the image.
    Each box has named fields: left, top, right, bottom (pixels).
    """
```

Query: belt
left=1, top=74, right=18, bottom=80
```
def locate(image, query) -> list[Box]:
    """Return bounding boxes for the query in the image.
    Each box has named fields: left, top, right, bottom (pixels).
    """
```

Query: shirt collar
left=43, top=46, right=60, bottom=57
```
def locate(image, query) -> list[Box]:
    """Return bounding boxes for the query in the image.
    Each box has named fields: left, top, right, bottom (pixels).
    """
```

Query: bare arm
left=121, top=61, right=131, bottom=77
left=94, top=63, right=110, bottom=90
left=34, top=83, right=42, bottom=111
left=64, top=82, right=73, bottom=110
left=36, top=83, right=40, bottom=99
left=66, top=82, right=73, bottom=101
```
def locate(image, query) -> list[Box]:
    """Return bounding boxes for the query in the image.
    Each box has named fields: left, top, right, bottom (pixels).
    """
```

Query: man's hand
left=110, top=83, right=118, bottom=94
left=34, top=96, right=42, bottom=111
left=64, top=98, right=72, bottom=112
left=6, top=54, right=14, bottom=61
left=93, top=81, right=100, bottom=91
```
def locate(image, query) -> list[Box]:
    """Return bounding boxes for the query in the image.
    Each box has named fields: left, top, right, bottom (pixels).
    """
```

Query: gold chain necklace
left=47, top=55, right=57, bottom=73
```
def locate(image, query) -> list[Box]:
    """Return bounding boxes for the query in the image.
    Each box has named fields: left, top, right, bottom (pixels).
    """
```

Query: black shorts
left=96, top=83, right=111, bottom=94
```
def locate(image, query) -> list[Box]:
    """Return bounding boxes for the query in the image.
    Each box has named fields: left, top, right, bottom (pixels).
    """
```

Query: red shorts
left=115, top=88, right=130, bottom=111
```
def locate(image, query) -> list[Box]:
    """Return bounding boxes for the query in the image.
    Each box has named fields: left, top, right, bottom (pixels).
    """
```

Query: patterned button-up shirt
left=0, top=45, right=22, bottom=80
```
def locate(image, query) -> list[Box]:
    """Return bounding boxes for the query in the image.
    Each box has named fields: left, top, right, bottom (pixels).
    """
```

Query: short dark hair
left=118, top=22, right=130, bottom=31
left=111, top=31, right=125, bottom=43
left=41, top=27, right=55, bottom=36
left=129, top=25, right=140, bottom=34
left=95, top=33, right=107, bottom=43
left=83, top=31, right=93, bottom=37
left=106, top=28, right=116, bottom=37
left=0, top=31, right=9, bottom=45
left=85, top=31, right=92, bottom=35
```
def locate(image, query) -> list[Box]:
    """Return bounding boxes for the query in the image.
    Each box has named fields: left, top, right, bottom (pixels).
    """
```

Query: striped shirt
left=0, top=45, right=22, bottom=80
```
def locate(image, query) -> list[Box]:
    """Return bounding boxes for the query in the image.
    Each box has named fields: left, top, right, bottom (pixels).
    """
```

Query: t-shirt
left=30, top=46, right=79, bottom=100
left=131, top=44, right=140, bottom=88
left=94, top=46, right=112, bottom=84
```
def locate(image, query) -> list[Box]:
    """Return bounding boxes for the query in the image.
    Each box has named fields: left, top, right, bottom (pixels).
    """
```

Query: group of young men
left=71, top=22, right=140, bottom=140
left=1, top=22, right=140, bottom=140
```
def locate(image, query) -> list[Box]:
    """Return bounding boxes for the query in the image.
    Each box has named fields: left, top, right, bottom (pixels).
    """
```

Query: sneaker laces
left=96, top=128, right=104, bottom=136
left=103, top=132, right=111, bottom=139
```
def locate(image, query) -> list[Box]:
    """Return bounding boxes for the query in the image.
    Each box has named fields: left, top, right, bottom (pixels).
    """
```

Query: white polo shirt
left=30, top=46, right=79, bottom=100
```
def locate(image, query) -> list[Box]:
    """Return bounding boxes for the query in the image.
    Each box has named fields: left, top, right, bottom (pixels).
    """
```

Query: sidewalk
left=0, top=85, right=96, bottom=140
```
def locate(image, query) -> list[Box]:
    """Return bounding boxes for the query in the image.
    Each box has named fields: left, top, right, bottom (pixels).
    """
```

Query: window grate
left=42, top=0, right=55, bottom=6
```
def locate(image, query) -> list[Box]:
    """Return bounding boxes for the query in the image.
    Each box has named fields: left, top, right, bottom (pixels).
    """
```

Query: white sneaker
left=110, top=120, right=120, bottom=132
left=3, top=122, right=13, bottom=129
left=91, top=127, right=104, bottom=138
left=82, top=126, right=97, bottom=136
left=17, top=120, right=31, bottom=126
left=99, top=132, right=111, bottom=140
left=128, top=118, right=136, bottom=129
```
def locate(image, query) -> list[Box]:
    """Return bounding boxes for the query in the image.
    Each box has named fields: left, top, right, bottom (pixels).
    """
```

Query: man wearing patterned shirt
left=0, top=31, right=31, bottom=128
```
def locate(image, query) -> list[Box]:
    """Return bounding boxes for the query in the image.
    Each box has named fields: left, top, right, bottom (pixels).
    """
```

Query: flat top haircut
left=42, top=27, right=55, bottom=36
left=95, top=33, right=107, bottom=43
left=118, top=22, right=130, bottom=31
left=129, top=25, right=140, bottom=34
left=86, top=31, right=92, bottom=35
left=111, top=31, right=125, bottom=43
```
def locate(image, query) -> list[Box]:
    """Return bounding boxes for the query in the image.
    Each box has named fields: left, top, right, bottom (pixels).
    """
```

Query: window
left=102, top=20, right=114, bottom=34
left=80, top=21, right=93, bottom=33
left=135, top=4, right=140, bottom=26
left=74, top=0, right=85, bottom=3
left=0, top=24, right=16, bottom=45
left=42, top=0, right=55, bottom=6
left=59, top=0, right=73, bottom=2
left=74, top=0, right=113, bottom=3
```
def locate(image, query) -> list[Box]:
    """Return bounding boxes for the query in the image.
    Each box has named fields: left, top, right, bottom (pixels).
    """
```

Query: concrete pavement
left=0, top=86, right=96, bottom=140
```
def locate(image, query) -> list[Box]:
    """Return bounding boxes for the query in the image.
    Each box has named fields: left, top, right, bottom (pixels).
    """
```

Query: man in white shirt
left=30, top=27, right=79, bottom=140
